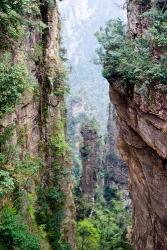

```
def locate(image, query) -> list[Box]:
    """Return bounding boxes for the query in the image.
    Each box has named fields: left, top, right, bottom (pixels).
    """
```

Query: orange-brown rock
left=110, top=82, right=167, bottom=250
left=80, top=123, right=102, bottom=201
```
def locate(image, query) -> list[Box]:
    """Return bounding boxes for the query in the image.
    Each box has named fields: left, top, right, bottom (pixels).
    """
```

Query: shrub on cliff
left=95, top=10, right=167, bottom=87
left=0, top=0, right=42, bottom=48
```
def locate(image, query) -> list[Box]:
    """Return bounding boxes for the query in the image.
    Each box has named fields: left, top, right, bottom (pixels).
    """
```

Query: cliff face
left=0, top=1, right=75, bottom=249
left=110, top=82, right=167, bottom=249
left=109, top=1, right=167, bottom=249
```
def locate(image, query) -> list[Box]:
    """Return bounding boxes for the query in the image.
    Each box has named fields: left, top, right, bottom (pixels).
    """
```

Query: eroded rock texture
left=108, top=1, right=167, bottom=249
left=110, top=82, right=167, bottom=250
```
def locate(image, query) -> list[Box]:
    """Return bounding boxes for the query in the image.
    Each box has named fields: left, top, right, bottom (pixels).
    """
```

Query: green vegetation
left=1, top=118, right=70, bottom=249
left=144, top=9, right=167, bottom=49
left=74, top=120, right=131, bottom=249
left=36, top=186, right=67, bottom=249
left=0, top=171, right=15, bottom=198
left=36, top=120, right=70, bottom=249
left=0, top=1, right=44, bottom=118
left=13, top=155, right=43, bottom=188
left=0, top=125, right=17, bottom=169
left=0, top=124, right=45, bottom=248
left=0, top=121, right=69, bottom=249
left=77, top=219, right=100, bottom=250
left=0, top=0, right=70, bottom=249
left=49, top=121, right=69, bottom=158
left=0, top=125, right=15, bottom=146
left=95, top=9, right=167, bottom=87
left=0, top=53, right=34, bottom=118
left=15, top=155, right=43, bottom=177
left=0, top=0, right=27, bottom=48
left=76, top=189, right=132, bottom=250
left=0, top=0, right=42, bottom=49
left=53, top=66, right=70, bottom=97
left=0, top=205, right=40, bottom=250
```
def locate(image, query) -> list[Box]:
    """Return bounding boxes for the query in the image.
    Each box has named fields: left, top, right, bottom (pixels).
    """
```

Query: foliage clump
left=76, top=190, right=132, bottom=250
left=0, top=171, right=15, bottom=198
left=77, top=219, right=100, bottom=250
left=0, top=0, right=42, bottom=49
left=0, top=205, right=40, bottom=250
left=0, top=53, right=33, bottom=118
left=144, top=9, right=167, bottom=49
left=15, top=154, right=43, bottom=177
left=52, top=66, right=70, bottom=97
left=95, top=10, right=167, bottom=87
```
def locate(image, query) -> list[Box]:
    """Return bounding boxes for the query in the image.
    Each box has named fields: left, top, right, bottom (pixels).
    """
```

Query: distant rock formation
left=80, top=122, right=102, bottom=201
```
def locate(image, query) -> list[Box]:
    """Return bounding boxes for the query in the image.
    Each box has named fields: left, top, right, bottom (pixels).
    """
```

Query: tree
left=95, top=11, right=167, bottom=87
left=77, top=219, right=100, bottom=250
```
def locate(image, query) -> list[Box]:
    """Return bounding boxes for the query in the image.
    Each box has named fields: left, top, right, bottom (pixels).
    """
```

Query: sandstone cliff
left=111, top=80, right=167, bottom=249
left=108, top=1, right=167, bottom=249
left=0, top=1, right=75, bottom=249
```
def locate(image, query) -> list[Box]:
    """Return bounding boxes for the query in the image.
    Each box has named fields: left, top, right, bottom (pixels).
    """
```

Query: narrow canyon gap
left=0, top=0, right=167, bottom=250
left=60, top=0, right=167, bottom=249
left=59, top=0, right=132, bottom=249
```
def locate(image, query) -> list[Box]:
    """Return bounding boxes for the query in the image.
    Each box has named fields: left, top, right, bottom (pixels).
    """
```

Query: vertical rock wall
left=109, top=1, right=167, bottom=249
left=0, top=1, right=76, bottom=249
